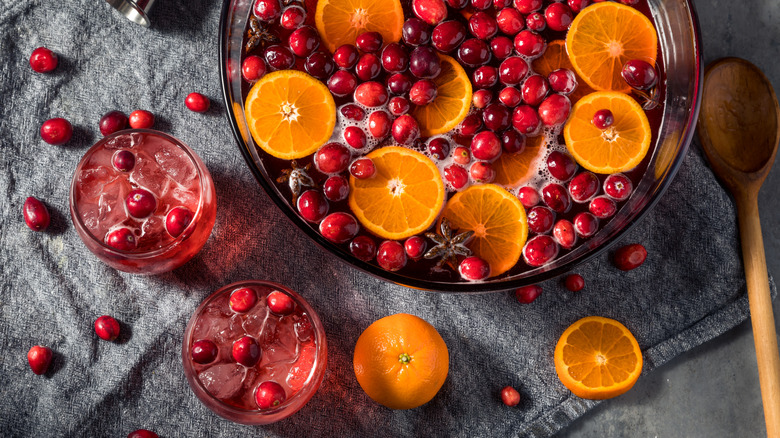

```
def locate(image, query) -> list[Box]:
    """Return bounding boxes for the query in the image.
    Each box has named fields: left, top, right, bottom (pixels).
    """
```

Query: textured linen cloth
left=0, top=0, right=775, bottom=437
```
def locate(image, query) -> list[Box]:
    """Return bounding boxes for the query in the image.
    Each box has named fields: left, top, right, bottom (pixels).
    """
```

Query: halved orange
left=493, top=135, right=546, bottom=189
left=566, top=2, right=658, bottom=92
left=348, top=146, right=445, bottom=240
left=440, top=184, right=528, bottom=277
left=315, top=0, right=404, bottom=54
left=532, top=40, right=596, bottom=104
left=563, top=91, right=651, bottom=174
left=411, top=55, right=472, bottom=137
left=554, top=316, right=643, bottom=400
left=244, top=70, right=336, bottom=160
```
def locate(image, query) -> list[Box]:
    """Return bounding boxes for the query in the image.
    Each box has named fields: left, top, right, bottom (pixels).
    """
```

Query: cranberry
left=340, top=104, right=366, bottom=122
left=105, top=227, right=137, bottom=251
left=297, top=190, right=329, bottom=222
left=499, top=87, right=522, bottom=108
left=546, top=151, right=577, bottom=182
left=110, top=151, right=135, bottom=174
left=428, top=137, right=450, bottom=160
left=27, top=345, right=53, bottom=375
left=289, top=26, right=320, bottom=57
left=128, top=110, right=155, bottom=129
left=473, top=66, right=498, bottom=89
left=126, top=188, right=157, bottom=219
left=517, top=186, right=539, bottom=208
left=453, top=146, right=471, bottom=165
left=409, top=46, right=442, bottom=79
left=182, top=93, right=211, bottom=113
left=280, top=5, right=306, bottom=29
left=355, top=81, right=388, bottom=107
left=512, top=105, right=541, bottom=135
left=319, top=212, right=359, bottom=243
left=40, top=117, right=73, bottom=145
left=471, top=0, right=492, bottom=9
left=355, top=53, right=382, bottom=81
left=343, top=126, right=367, bottom=149
left=368, top=111, right=392, bottom=139
left=483, top=103, right=511, bottom=132
left=392, top=114, right=420, bottom=144
left=545, top=2, right=574, bottom=32
left=568, top=0, right=590, bottom=13
left=29, top=47, right=58, bottom=73
left=459, top=256, right=491, bottom=281
left=412, top=0, right=448, bottom=25
left=350, top=158, right=376, bottom=179
left=514, top=30, right=546, bottom=58
left=469, top=11, right=498, bottom=40
left=458, top=38, right=491, bottom=67
left=350, top=235, right=377, bottom=261
left=621, top=59, right=658, bottom=90
left=574, top=212, right=599, bottom=238
left=327, top=70, right=358, bottom=96
left=304, top=51, right=336, bottom=79
left=521, top=74, right=549, bottom=106
left=471, top=131, right=502, bottom=161
left=94, top=315, right=120, bottom=341
left=501, top=386, right=521, bottom=406
left=523, top=235, right=558, bottom=266
left=315, top=143, right=351, bottom=174
left=23, top=197, right=50, bottom=231
left=473, top=89, right=493, bottom=109
left=553, top=219, right=577, bottom=249
left=589, top=196, right=617, bottom=219
left=388, top=96, right=410, bottom=116
left=381, top=43, right=409, bottom=73
left=604, top=173, right=633, bottom=201
left=539, top=94, right=571, bottom=126
left=377, top=240, right=407, bottom=271
left=404, top=236, right=427, bottom=259
left=526, top=13, right=546, bottom=32
left=99, top=111, right=129, bottom=136
left=496, top=8, right=524, bottom=36
left=592, top=109, right=614, bottom=129
left=333, top=44, right=359, bottom=69
left=446, top=0, right=469, bottom=7
left=542, top=183, right=571, bottom=213
left=230, top=288, right=258, bottom=313
left=191, top=340, right=218, bottom=364
left=232, top=336, right=261, bottom=367
left=548, top=69, right=577, bottom=95
left=527, top=206, right=554, bottom=234
left=613, top=243, right=647, bottom=271
left=265, top=45, right=295, bottom=70
left=619, top=0, right=639, bottom=4
left=323, top=175, right=349, bottom=201
left=493, top=0, right=511, bottom=7
left=499, top=57, right=529, bottom=86
left=387, top=73, right=413, bottom=95
left=470, top=161, right=496, bottom=183
left=256, top=381, right=286, bottom=409
left=165, top=206, right=193, bottom=238
left=514, top=0, right=542, bottom=14
left=403, top=18, right=432, bottom=46
left=458, top=113, right=483, bottom=136
left=254, top=0, right=281, bottom=21
left=564, top=273, right=585, bottom=292
left=128, top=431, right=158, bottom=438
left=267, top=290, right=295, bottom=315
left=431, top=21, right=467, bottom=53
left=490, top=36, right=514, bottom=60
left=356, top=31, right=383, bottom=53
left=569, top=172, right=599, bottom=203
left=445, top=164, right=469, bottom=190
left=409, top=79, right=438, bottom=105
left=515, top=285, right=542, bottom=304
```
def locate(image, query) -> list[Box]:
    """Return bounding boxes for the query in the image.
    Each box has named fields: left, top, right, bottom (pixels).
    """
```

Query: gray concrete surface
left=558, top=0, right=780, bottom=436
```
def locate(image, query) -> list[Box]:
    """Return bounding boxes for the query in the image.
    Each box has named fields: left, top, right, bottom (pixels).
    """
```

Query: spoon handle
left=737, top=193, right=780, bottom=437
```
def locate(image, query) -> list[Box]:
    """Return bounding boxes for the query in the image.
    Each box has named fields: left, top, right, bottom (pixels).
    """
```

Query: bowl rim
left=218, top=0, right=703, bottom=293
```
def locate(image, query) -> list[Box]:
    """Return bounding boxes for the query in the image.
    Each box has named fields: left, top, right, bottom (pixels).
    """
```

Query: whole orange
left=353, top=313, right=449, bottom=410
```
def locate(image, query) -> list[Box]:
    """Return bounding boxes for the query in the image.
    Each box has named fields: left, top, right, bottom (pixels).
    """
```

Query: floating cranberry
left=128, top=430, right=159, bottom=438
left=110, top=151, right=136, bottom=174
left=355, top=53, right=382, bottom=81
left=469, top=11, right=498, bottom=40
left=94, top=315, right=120, bottom=341
left=527, top=206, right=554, bottom=234
left=521, top=74, right=549, bottom=107
left=501, top=386, right=521, bottom=406
left=473, top=66, right=498, bottom=89
left=523, top=235, right=558, bottom=266
left=459, top=256, right=491, bottom=281
left=573, top=212, right=599, bottom=238
left=392, top=114, right=420, bottom=144
left=100, top=111, right=129, bottom=136
left=592, top=109, right=614, bottom=130
left=387, top=73, right=414, bottom=95
left=23, top=197, right=50, bottom=231
left=355, top=81, right=388, bottom=107
left=323, top=175, right=349, bottom=202
left=569, top=172, right=599, bottom=203
left=553, top=219, right=577, bottom=249
left=613, top=243, right=647, bottom=271
left=368, top=110, right=392, bottom=139
left=568, top=0, right=590, bottom=13
left=388, top=96, right=410, bottom=116
left=350, top=235, right=377, bottom=261
left=514, top=0, right=543, bottom=14
left=230, top=288, right=258, bottom=313
left=340, top=104, right=365, bottom=122
left=446, top=0, right=469, bottom=7
left=267, top=290, right=295, bottom=315
left=327, top=70, right=358, bottom=96
left=427, top=137, right=450, bottom=160
left=470, top=161, right=496, bottom=183
left=525, top=13, right=546, bottom=32
left=453, top=146, right=471, bottom=165
left=517, top=186, right=539, bottom=208
left=128, top=110, right=155, bottom=129
left=27, top=345, right=53, bottom=375
left=185, top=93, right=210, bottom=113
left=515, top=285, right=542, bottom=303
left=545, top=2, right=574, bottom=32
left=29, top=47, right=58, bottom=73
left=472, top=89, right=493, bottom=109
left=493, top=0, right=511, bottom=7
left=355, top=31, right=383, bottom=53
left=289, top=26, right=320, bottom=57
left=333, top=44, right=359, bottom=69
left=548, top=69, right=577, bottom=95
left=404, top=236, right=427, bottom=259
left=350, top=158, right=376, bottom=179
left=499, top=57, right=529, bottom=86
left=564, top=273, right=585, bottom=292
left=381, top=43, right=409, bottom=73
left=496, top=8, right=524, bottom=36
left=458, top=38, right=491, bottom=67
left=483, top=103, right=511, bottom=132
left=471, top=131, right=502, bottom=161
left=297, top=190, right=329, bottom=222
left=471, top=0, right=492, bottom=9
left=256, top=381, right=286, bottom=409
left=315, top=143, right=351, bottom=174
left=604, top=173, right=633, bottom=201
left=165, top=206, right=193, bottom=238
left=233, top=336, right=261, bottom=367
left=490, top=36, right=514, bottom=60
left=265, top=45, right=295, bottom=70
left=445, top=164, right=469, bottom=190
left=619, top=0, right=639, bottom=4
left=40, top=117, right=73, bottom=145
left=539, top=94, right=571, bottom=126
left=319, top=212, right=359, bottom=243
left=280, top=5, right=306, bottom=29
left=254, top=0, right=281, bottom=21
left=377, top=240, right=407, bottom=271
left=499, top=87, right=522, bottom=108
left=621, top=59, right=658, bottom=90
left=458, top=113, right=483, bottom=136
left=514, top=30, right=546, bottom=58
left=126, top=189, right=157, bottom=219
left=191, top=339, right=218, bottom=364
left=304, top=52, right=336, bottom=79
left=431, top=20, right=467, bottom=53
left=542, top=183, right=571, bottom=213
left=546, top=151, right=577, bottom=182
left=512, top=105, right=541, bottom=135
left=409, top=46, right=442, bottom=79
left=589, top=196, right=617, bottom=219
left=409, top=79, right=438, bottom=105
left=412, top=0, right=448, bottom=25
left=343, top=126, right=368, bottom=149
left=403, top=18, right=432, bottom=47
left=106, top=227, right=137, bottom=251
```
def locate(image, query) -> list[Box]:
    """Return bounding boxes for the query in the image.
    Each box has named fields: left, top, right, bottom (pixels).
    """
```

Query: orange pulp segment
left=315, top=0, right=404, bottom=54
left=532, top=40, right=596, bottom=104
left=411, top=55, right=473, bottom=137
left=493, top=135, right=546, bottom=189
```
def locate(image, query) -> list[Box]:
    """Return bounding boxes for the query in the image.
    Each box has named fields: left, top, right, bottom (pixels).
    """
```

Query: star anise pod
left=424, top=218, right=474, bottom=271
left=245, top=16, right=280, bottom=53
left=277, top=160, right=315, bottom=203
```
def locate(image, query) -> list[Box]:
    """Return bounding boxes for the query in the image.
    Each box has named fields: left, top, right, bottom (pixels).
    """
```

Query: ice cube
left=198, top=363, right=246, bottom=400
left=170, top=186, right=200, bottom=209
left=154, top=145, right=197, bottom=186
left=78, top=166, right=117, bottom=200
left=294, top=314, right=314, bottom=342
left=104, top=135, right=133, bottom=150
left=214, top=314, right=244, bottom=345
left=140, top=215, right=166, bottom=245
left=260, top=316, right=299, bottom=363
left=242, top=307, right=269, bottom=337
left=129, top=151, right=165, bottom=194
left=80, top=203, right=100, bottom=232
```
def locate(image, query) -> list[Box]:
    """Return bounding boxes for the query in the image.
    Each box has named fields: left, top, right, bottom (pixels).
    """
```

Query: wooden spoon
left=697, top=57, right=780, bottom=437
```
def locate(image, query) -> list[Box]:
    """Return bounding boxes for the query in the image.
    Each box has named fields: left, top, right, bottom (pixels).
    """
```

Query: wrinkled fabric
left=0, top=1, right=774, bottom=437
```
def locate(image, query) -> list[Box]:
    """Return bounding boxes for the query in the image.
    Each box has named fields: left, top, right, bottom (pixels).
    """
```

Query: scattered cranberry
left=128, top=110, right=155, bottom=129
left=469, top=11, right=498, bottom=40
left=453, top=146, right=471, bottom=165
left=553, top=219, right=577, bottom=249
left=523, top=235, right=558, bottom=266
left=106, top=227, right=137, bottom=251
left=340, top=104, right=365, bottom=122
left=255, top=381, right=286, bottom=409
left=573, top=212, right=599, bottom=237
left=412, top=0, right=448, bottom=25
left=545, top=2, right=574, bottom=32
left=458, top=113, right=483, bottom=136
left=350, top=158, right=376, bottom=179
left=496, top=8, right=524, bottom=35
left=333, top=44, right=359, bottom=69
left=459, top=256, right=491, bottom=281
left=613, top=243, right=647, bottom=271
left=191, top=339, right=218, bottom=364
left=517, top=186, right=540, bottom=208
left=501, top=386, right=521, bottom=406
left=327, top=70, right=358, bottom=96
left=564, top=274, right=585, bottom=292
left=525, top=12, right=546, bottom=32
left=515, top=285, right=542, bottom=303
left=546, top=151, right=577, bottom=182
left=527, top=206, right=554, bottom=234
left=473, top=66, right=498, bottom=89
left=542, top=183, right=571, bottom=214
left=604, top=173, right=633, bottom=201
left=23, top=197, right=50, bottom=231
left=589, top=196, right=617, bottom=219
left=392, top=114, right=420, bottom=144
left=428, top=137, right=450, bottom=160
left=40, top=117, right=73, bottom=145
left=410, top=79, right=438, bottom=105
left=548, top=69, right=577, bottom=95
left=622, top=59, right=658, bottom=90
left=387, top=73, right=413, bottom=95
left=568, top=0, right=590, bottom=13
left=521, top=74, right=549, bottom=106
left=377, top=240, right=407, bottom=271
left=499, top=57, right=529, bottom=86
left=99, top=111, right=128, bottom=136
left=409, top=46, right=442, bottom=79
left=431, top=20, right=467, bottom=53
left=126, top=189, right=157, bottom=219
left=355, top=31, right=383, bottom=53
left=315, top=142, right=351, bottom=174
left=569, top=172, right=599, bottom=203
left=354, top=81, right=388, bottom=107
left=592, top=109, right=614, bottom=129
left=514, top=0, right=543, bottom=14
left=458, top=38, right=491, bottom=67
left=127, top=430, right=159, bottom=438
left=254, top=0, right=281, bottom=21
left=514, top=30, right=546, bottom=58
left=355, top=53, right=382, bottom=81
left=280, top=5, right=305, bottom=29
left=404, top=236, right=427, bottom=259
left=230, top=288, right=258, bottom=313
left=305, top=52, right=336, bottom=79
left=473, top=89, right=493, bottom=109
left=403, top=18, right=432, bottom=46
left=319, top=212, right=359, bottom=243
left=323, top=175, right=349, bottom=202
left=470, top=161, right=496, bottom=183
left=499, top=131, right=524, bottom=156
left=27, top=345, right=53, bottom=375
left=498, top=87, right=522, bottom=108
left=444, top=164, right=469, bottom=190
left=490, top=36, right=514, bottom=60
left=350, top=235, right=377, bottom=261
left=538, top=94, right=571, bottom=126
left=297, top=190, right=329, bottom=223
left=185, top=93, right=210, bottom=113
left=471, top=131, right=502, bottom=161
left=512, top=105, right=541, bottom=135
left=165, top=206, right=193, bottom=238
left=483, top=103, right=511, bottom=132
left=94, top=315, right=120, bottom=341
left=265, top=45, right=295, bottom=70
left=267, top=290, right=295, bottom=315
left=29, top=47, right=58, bottom=73
left=381, top=43, right=409, bottom=73
left=368, top=111, right=392, bottom=139
left=343, top=126, right=368, bottom=149
left=232, top=336, right=261, bottom=367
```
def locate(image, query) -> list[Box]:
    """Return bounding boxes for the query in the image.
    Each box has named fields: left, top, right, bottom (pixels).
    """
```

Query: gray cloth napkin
left=0, top=0, right=774, bottom=437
